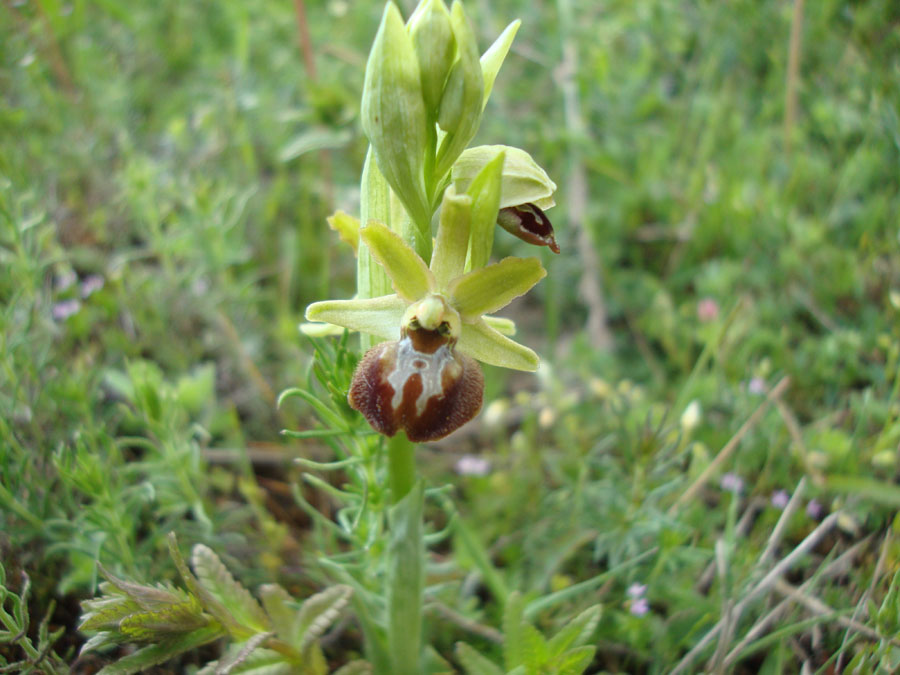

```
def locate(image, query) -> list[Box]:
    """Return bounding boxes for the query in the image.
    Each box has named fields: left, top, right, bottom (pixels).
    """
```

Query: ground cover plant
left=1, top=0, right=899, bottom=672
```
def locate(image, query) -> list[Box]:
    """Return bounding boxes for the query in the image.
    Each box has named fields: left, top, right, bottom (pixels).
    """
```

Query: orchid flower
left=305, top=184, right=547, bottom=441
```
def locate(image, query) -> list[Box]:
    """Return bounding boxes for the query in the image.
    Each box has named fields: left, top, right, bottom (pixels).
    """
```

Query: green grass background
left=2, top=0, right=899, bottom=671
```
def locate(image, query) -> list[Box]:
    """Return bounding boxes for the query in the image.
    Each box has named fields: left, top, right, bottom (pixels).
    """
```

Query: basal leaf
left=294, top=585, right=352, bottom=651
left=503, top=591, right=525, bottom=670
left=95, top=624, right=223, bottom=675
left=547, top=605, right=601, bottom=657
left=192, top=545, right=270, bottom=635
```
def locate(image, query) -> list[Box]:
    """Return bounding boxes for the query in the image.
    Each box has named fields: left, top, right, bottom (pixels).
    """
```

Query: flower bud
left=361, top=3, right=431, bottom=231
left=434, top=1, right=484, bottom=179
left=348, top=321, right=483, bottom=442
left=409, top=0, right=456, bottom=115
left=497, top=203, right=559, bottom=253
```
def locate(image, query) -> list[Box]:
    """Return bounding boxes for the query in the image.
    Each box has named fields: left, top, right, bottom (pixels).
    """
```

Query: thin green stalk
left=385, top=433, right=423, bottom=675
left=387, top=432, right=416, bottom=503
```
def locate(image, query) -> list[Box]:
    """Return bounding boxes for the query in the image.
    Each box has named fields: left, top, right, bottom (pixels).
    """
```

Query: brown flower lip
left=348, top=324, right=484, bottom=443
left=497, top=203, right=560, bottom=254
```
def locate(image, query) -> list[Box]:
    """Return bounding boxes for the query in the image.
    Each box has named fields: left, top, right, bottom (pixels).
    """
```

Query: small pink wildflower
left=455, top=455, right=491, bottom=477
left=52, top=298, right=81, bottom=321
left=806, top=499, right=824, bottom=519
left=748, top=377, right=766, bottom=395
left=771, top=489, right=790, bottom=509
left=627, top=583, right=647, bottom=598
left=630, top=597, right=649, bottom=617
left=697, top=298, right=720, bottom=322
left=80, top=275, right=105, bottom=298
left=720, top=472, right=744, bottom=494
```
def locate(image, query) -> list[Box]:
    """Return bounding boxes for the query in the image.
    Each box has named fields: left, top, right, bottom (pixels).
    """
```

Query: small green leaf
left=459, top=320, right=539, bottom=371
left=455, top=642, right=504, bottom=675
left=198, top=648, right=292, bottom=675
left=327, top=211, right=361, bottom=255
left=305, top=295, right=407, bottom=342
left=294, top=585, right=352, bottom=651
left=555, top=645, right=596, bottom=675
left=95, top=624, right=223, bottom=675
left=449, top=257, right=546, bottom=319
left=333, top=661, right=375, bottom=675
left=480, top=21, right=520, bottom=110
left=192, top=545, right=270, bottom=634
left=258, top=584, right=296, bottom=642
left=503, top=591, right=526, bottom=670
left=521, top=623, right=548, bottom=668
left=431, top=187, right=472, bottom=289
left=360, top=222, right=434, bottom=302
left=547, top=605, right=601, bottom=657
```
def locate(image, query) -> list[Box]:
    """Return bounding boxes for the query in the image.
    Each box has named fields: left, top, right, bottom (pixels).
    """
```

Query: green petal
left=430, top=187, right=471, bottom=290
left=483, top=316, right=516, bottom=336
left=360, top=222, right=435, bottom=302
left=458, top=319, right=539, bottom=371
left=449, top=256, right=546, bottom=320
left=464, top=150, right=505, bottom=272
left=305, top=295, right=406, bottom=341
left=480, top=20, right=520, bottom=111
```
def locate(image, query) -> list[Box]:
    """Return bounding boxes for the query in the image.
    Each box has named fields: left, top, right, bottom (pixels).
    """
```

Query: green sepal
left=430, top=187, right=472, bottom=289
left=453, top=145, right=557, bottom=210
left=360, top=222, right=435, bottom=301
left=435, top=1, right=484, bottom=179
left=305, top=295, right=406, bottom=342
left=458, top=319, right=540, bottom=371
left=327, top=211, right=360, bottom=255
left=361, top=3, right=431, bottom=239
left=464, top=150, right=505, bottom=271
left=449, top=256, right=546, bottom=319
left=480, top=20, right=520, bottom=110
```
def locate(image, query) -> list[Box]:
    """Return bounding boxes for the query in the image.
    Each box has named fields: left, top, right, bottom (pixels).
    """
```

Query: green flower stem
left=387, top=432, right=416, bottom=502
left=386, top=433, right=423, bottom=675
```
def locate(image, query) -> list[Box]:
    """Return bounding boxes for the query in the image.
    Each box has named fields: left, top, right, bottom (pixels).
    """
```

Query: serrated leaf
left=503, top=592, right=525, bottom=670
left=547, top=605, right=601, bottom=657
left=118, top=602, right=209, bottom=641
left=213, top=632, right=275, bottom=675
left=455, top=642, right=504, bottom=675
left=198, top=649, right=292, bottom=675
left=294, top=585, right=352, bottom=651
left=555, top=645, right=596, bottom=675
left=95, top=624, right=223, bottom=675
left=258, top=584, right=296, bottom=642
left=520, top=623, right=548, bottom=669
left=192, top=545, right=270, bottom=634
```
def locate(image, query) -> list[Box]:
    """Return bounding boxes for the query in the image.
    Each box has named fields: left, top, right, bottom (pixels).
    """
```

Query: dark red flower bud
left=497, top=203, right=560, bottom=253
left=348, top=324, right=484, bottom=442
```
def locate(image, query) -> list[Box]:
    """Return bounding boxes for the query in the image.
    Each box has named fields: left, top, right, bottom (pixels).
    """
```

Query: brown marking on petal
left=497, top=203, right=560, bottom=253
left=347, top=326, right=484, bottom=442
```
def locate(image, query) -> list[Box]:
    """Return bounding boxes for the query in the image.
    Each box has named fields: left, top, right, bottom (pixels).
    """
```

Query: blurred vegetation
left=1, top=0, right=899, bottom=671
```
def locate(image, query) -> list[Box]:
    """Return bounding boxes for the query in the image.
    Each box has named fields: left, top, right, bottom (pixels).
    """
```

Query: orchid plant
left=301, top=1, right=562, bottom=673
left=77, top=2, right=594, bottom=674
